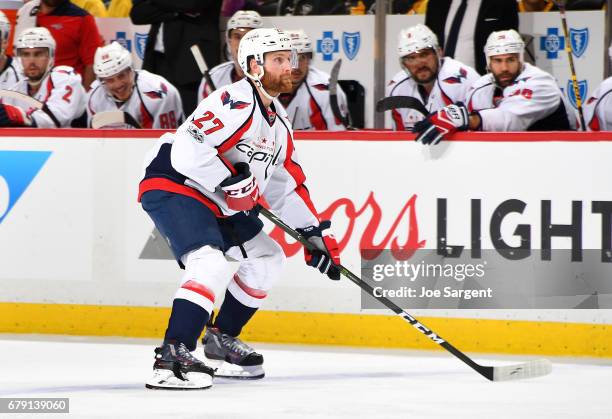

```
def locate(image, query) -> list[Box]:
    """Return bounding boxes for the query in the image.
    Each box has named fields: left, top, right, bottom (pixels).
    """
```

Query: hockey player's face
left=261, top=51, right=293, bottom=94
left=101, top=68, right=135, bottom=101
left=402, top=48, right=438, bottom=85
left=490, top=54, right=521, bottom=88
left=229, top=28, right=251, bottom=63
left=18, top=48, right=50, bottom=81
left=291, top=53, right=310, bottom=87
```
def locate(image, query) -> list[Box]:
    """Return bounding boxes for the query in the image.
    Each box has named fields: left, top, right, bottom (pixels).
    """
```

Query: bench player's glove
left=412, top=102, right=469, bottom=145
left=296, top=220, right=341, bottom=280
left=0, top=103, right=32, bottom=127
left=220, top=162, right=260, bottom=211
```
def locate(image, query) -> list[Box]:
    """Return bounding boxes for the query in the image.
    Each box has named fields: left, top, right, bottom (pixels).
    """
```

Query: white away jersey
left=278, top=66, right=348, bottom=131
left=197, top=61, right=241, bottom=102
left=466, top=63, right=577, bottom=131
left=0, top=57, right=23, bottom=90
left=386, top=57, right=479, bottom=130
left=87, top=70, right=184, bottom=129
left=583, top=77, right=612, bottom=131
left=140, top=77, right=319, bottom=229
left=5, top=65, right=86, bottom=128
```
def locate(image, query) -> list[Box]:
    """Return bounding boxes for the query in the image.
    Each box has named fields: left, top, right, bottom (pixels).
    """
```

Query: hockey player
left=386, top=24, right=479, bottom=130
left=87, top=42, right=184, bottom=129
left=413, top=30, right=576, bottom=145
left=0, top=11, right=22, bottom=90
left=140, top=28, right=341, bottom=390
left=278, top=29, right=348, bottom=130
left=583, top=43, right=612, bottom=131
left=0, top=27, right=85, bottom=128
left=196, top=10, right=263, bottom=101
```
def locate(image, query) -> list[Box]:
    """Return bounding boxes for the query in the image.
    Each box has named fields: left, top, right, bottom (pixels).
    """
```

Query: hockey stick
left=0, top=89, right=43, bottom=109
left=190, top=44, right=217, bottom=95
left=91, top=111, right=141, bottom=129
left=258, top=205, right=552, bottom=382
left=554, top=0, right=586, bottom=130
left=376, top=96, right=429, bottom=116
left=329, top=59, right=352, bottom=129
left=0, top=89, right=63, bottom=127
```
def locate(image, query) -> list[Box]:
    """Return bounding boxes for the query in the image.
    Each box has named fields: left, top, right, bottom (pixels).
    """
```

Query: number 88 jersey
left=87, top=69, right=184, bottom=129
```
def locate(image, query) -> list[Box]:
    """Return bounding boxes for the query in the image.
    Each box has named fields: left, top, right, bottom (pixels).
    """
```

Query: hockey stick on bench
left=329, top=59, right=352, bottom=129
left=376, top=96, right=429, bottom=117
left=191, top=44, right=217, bottom=95
left=258, top=205, right=552, bottom=382
left=0, top=89, right=63, bottom=127
left=91, top=111, right=141, bottom=129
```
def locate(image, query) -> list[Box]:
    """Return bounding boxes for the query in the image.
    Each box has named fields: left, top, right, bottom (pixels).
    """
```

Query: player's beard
left=410, top=61, right=438, bottom=85
left=493, top=69, right=520, bottom=88
left=261, top=71, right=293, bottom=95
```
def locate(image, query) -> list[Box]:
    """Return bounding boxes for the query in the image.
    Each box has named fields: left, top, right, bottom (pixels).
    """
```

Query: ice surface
left=0, top=336, right=610, bottom=419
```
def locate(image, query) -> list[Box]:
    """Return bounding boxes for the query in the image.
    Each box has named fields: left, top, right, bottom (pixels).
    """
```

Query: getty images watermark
left=370, top=259, right=490, bottom=300
left=361, top=249, right=612, bottom=309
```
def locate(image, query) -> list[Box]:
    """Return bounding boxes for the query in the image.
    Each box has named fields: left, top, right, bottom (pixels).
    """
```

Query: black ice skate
left=145, top=341, right=215, bottom=390
left=202, top=327, right=264, bottom=379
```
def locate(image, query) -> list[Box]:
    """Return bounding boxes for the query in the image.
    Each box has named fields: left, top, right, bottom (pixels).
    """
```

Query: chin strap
left=249, top=69, right=278, bottom=101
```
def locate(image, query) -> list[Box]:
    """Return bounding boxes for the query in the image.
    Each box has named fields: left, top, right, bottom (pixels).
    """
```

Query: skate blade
left=145, top=369, right=213, bottom=390
left=206, top=358, right=265, bottom=380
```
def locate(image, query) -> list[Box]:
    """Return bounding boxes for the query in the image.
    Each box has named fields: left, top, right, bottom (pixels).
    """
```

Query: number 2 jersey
left=87, top=70, right=184, bottom=129
left=139, top=77, right=319, bottom=229
left=466, top=63, right=577, bottom=131
left=5, top=65, right=86, bottom=127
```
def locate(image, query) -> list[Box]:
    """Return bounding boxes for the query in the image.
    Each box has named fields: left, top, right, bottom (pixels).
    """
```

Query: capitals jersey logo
left=443, top=68, right=468, bottom=84
left=221, top=91, right=250, bottom=109
left=144, top=83, right=168, bottom=100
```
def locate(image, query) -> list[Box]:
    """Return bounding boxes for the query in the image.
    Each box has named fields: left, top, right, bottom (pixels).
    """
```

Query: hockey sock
left=214, top=290, right=257, bottom=337
left=164, top=299, right=210, bottom=351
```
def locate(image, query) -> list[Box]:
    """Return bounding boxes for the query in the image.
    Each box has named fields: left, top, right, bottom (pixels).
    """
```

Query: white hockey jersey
left=87, top=70, right=184, bottom=129
left=466, top=63, right=577, bottom=131
left=4, top=65, right=86, bottom=128
left=278, top=66, right=348, bottom=131
left=386, top=57, right=479, bottom=130
left=583, top=77, right=612, bottom=131
left=139, top=77, right=319, bottom=229
left=0, top=57, right=23, bottom=90
left=197, top=61, right=241, bottom=102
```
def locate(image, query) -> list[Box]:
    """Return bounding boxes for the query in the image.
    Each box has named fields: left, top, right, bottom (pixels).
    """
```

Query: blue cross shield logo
left=539, top=28, right=564, bottom=59
left=342, top=31, right=360, bottom=61
left=135, top=33, right=148, bottom=61
left=566, top=79, right=588, bottom=109
left=112, top=32, right=132, bottom=52
left=0, top=151, right=52, bottom=224
left=316, top=31, right=339, bottom=61
left=569, top=28, right=588, bottom=58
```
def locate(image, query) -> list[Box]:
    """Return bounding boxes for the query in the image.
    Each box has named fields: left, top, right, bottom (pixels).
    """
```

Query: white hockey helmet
left=238, top=28, right=294, bottom=79
left=484, top=29, right=525, bottom=64
left=287, top=29, right=313, bottom=55
left=94, top=42, right=133, bottom=79
left=397, top=24, right=439, bottom=58
left=15, top=27, right=56, bottom=69
left=0, top=11, right=11, bottom=43
left=227, top=10, right=263, bottom=35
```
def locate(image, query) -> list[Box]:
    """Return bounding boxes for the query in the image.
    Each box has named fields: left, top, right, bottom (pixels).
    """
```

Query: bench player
left=87, top=42, right=183, bottom=129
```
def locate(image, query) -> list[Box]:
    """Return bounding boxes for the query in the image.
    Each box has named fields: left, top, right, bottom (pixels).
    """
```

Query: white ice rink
left=1, top=336, right=611, bottom=419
